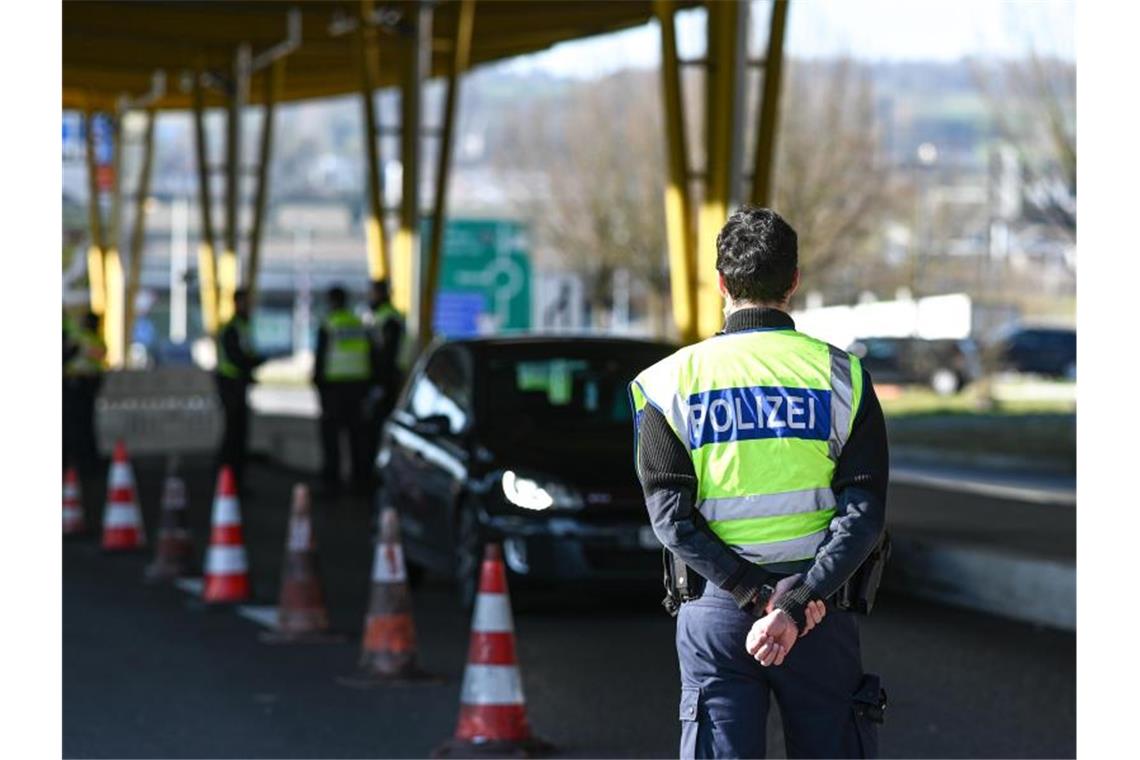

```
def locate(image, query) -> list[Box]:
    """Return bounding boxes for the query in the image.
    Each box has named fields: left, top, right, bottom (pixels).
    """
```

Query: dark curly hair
left=715, top=206, right=798, bottom=304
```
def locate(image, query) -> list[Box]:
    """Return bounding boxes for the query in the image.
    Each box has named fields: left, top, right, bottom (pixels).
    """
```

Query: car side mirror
left=412, top=414, right=452, bottom=437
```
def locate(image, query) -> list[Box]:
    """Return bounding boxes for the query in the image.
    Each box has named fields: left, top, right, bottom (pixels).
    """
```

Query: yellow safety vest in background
left=323, top=309, right=371, bottom=382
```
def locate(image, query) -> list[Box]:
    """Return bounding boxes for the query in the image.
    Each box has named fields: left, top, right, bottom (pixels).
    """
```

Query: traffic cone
left=261, top=484, right=340, bottom=643
left=339, top=507, right=433, bottom=685
left=62, top=466, right=85, bottom=536
left=435, top=544, right=550, bottom=758
left=144, top=461, right=194, bottom=582
left=102, top=441, right=146, bottom=551
left=202, top=466, right=251, bottom=603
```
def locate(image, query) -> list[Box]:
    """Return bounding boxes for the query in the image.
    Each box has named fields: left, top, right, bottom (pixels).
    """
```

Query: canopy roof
left=63, top=0, right=686, bottom=111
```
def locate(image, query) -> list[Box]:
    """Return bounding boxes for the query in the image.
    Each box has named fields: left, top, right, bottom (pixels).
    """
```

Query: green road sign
left=420, top=218, right=531, bottom=337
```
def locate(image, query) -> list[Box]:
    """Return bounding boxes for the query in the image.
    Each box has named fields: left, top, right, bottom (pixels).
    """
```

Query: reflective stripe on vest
left=324, top=310, right=370, bottom=381
left=630, top=329, right=862, bottom=565
left=217, top=318, right=250, bottom=380
left=65, top=329, right=106, bottom=376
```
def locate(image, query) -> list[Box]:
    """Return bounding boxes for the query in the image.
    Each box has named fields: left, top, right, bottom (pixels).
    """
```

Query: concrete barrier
left=96, top=368, right=222, bottom=455
left=885, top=537, right=1075, bottom=631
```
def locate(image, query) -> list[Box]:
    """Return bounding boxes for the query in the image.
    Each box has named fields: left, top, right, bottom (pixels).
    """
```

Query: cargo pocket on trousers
left=852, top=673, right=886, bottom=758
left=679, top=686, right=700, bottom=759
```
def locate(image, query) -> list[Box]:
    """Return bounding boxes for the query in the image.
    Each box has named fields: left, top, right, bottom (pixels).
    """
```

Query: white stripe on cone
left=212, top=496, right=241, bottom=525
left=472, top=593, right=514, bottom=634
left=288, top=519, right=311, bottom=551
left=459, top=664, right=525, bottom=705
left=371, top=543, right=407, bottom=582
left=206, top=545, right=249, bottom=574
left=104, top=504, right=142, bottom=528
left=109, top=463, right=134, bottom=489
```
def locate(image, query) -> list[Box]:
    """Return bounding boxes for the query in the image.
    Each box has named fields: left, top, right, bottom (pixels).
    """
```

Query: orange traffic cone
left=435, top=544, right=550, bottom=758
left=62, top=466, right=85, bottom=536
left=144, top=462, right=194, bottom=582
left=339, top=507, right=433, bottom=685
left=261, top=484, right=340, bottom=643
left=102, top=441, right=146, bottom=551
left=202, top=466, right=251, bottom=603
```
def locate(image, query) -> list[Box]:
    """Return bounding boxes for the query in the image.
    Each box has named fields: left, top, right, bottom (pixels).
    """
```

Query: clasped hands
left=745, top=576, right=826, bottom=668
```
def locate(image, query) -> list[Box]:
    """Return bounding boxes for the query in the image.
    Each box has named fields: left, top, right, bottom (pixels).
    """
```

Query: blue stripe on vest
left=687, top=386, right=832, bottom=448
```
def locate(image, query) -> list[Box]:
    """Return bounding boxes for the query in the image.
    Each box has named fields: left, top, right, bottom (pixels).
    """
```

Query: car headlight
left=501, top=470, right=583, bottom=511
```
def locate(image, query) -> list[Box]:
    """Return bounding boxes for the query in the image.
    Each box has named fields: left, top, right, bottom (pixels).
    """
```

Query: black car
left=989, top=326, right=1076, bottom=379
left=848, top=336, right=981, bottom=395
left=375, top=335, right=676, bottom=609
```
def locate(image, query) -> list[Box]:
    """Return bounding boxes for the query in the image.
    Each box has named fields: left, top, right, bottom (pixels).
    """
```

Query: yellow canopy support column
left=123, top=107, right=157, bottom=352
left=247, top=59, right=284, bottom=311
left=192, top=68, right=220, bottom=335
left=219, top=45, right=252, bottom=326
left=358, top=0, right=390, bottom=283
left=751, top=0, right=789, bottom=207
left=393, top=1, right=431, bottom=337
left=103, top=112, right=127, bottom=367
left=419, top=0, right=475, bottom=348
left=696, top=0, right=745, bottom=338
left=655, top=0, right=698, bottom=344
left=82, top=109, right=107, bottom=318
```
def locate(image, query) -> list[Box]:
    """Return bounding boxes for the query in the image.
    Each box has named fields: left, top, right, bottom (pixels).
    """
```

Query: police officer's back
left=313, top=285, right=374, bottom=492
left=630, top=207, right=890, bottom=759
left=215, top=288, right=265, bottom=489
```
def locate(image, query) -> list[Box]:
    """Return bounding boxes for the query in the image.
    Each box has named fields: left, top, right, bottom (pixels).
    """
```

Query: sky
left=502, top=0, right=1075, bottom=79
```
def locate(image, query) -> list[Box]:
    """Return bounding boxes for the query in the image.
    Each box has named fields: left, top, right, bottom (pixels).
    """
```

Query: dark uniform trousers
left=677, top=583, right=877, bottom=759
left=64, top=375, right=103, bottom=476
left=216, top=376, right=250, bottom=488
left=318, top=380, right=370, bottom=486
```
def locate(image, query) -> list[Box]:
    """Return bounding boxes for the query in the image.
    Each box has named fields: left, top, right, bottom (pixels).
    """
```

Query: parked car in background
left=375, top=335, right=676, bottom=610
left=848, top=336, right=982, bottom=395
left=987, top=326, right=1076, bottom=379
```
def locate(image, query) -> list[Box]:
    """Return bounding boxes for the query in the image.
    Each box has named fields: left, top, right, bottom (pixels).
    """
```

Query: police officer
left=63, top=310, right=107, bottom=476
left=630, top=207, right=889, bottom=758
left=364, top=279, right=405, bottom=471
left=216, top=288, right=266, bottom=490
left=313, top=285, right=374, bottom=493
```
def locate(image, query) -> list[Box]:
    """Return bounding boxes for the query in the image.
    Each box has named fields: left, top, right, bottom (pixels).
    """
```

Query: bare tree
left=494, top=70, right=667, bottom=327
left=768, top=58, right=899, bottom=302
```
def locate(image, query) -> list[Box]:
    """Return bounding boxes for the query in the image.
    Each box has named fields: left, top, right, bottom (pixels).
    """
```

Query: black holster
left=835, top=531, right=892, bottom=615
left=662, top=549, right=705, bottom=617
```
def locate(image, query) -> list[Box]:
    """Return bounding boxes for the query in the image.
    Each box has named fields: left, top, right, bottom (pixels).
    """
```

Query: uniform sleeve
left=773, top=367, right=889, bottom=627
left=635, top=404, right=767, bottom=598
left=376, top=318, right=403, bottom=389
left=222, top=324, right=261, bottom=375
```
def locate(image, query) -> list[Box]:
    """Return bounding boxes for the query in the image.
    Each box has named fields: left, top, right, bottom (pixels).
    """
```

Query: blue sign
left=687, top=386, right=831, bottom=449
left=433, top=291, right=486, bottom=338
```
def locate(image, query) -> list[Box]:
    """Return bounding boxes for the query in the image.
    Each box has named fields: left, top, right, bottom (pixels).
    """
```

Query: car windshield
left=479, top=342, right=674, bottom=438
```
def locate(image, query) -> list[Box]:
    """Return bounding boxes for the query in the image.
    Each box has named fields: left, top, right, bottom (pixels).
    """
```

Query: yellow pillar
left=247, top=59, right=284, bottom=311
left=751, top=0, right=789, bottom=207
left=393, top=2, right=430, bottom=328
left=219, top=45, right=251, bottom=326
left=82, top=109, right=107, bottom=317
left=420, top=0, right=475, bottom=347
left=655, top=0, right=697, bottom=343
left=358, top=0, right=390, bottom=282
left=193, top=69, right=220, bottom=334
left=696, top=1, right=743, bottom=338
left=104, top=113, right=126, bottom=366
left=124, top=107, right=157, bottom=351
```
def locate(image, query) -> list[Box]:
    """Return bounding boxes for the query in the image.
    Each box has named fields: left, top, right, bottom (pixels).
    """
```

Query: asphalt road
left=63, top=456, right=1075, bottom=758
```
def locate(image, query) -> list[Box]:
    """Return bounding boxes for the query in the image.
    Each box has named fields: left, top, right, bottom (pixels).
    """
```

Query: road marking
left=236, top=605, right=279, bottom=629
left=891, top=467, right=1075, bottom=506
left=174, top=577, right=203, bottom=595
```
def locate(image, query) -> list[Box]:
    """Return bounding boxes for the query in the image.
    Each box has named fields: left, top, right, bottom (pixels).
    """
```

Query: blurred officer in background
left=314, top=285, right=374, bottom=495
left=63, top=310, right=107, bottom=475
left=216, top=288, right=265, bottom=490
left=630, top=207, right=890, bottom=758
left=364, top=279, right=405, bottom=476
